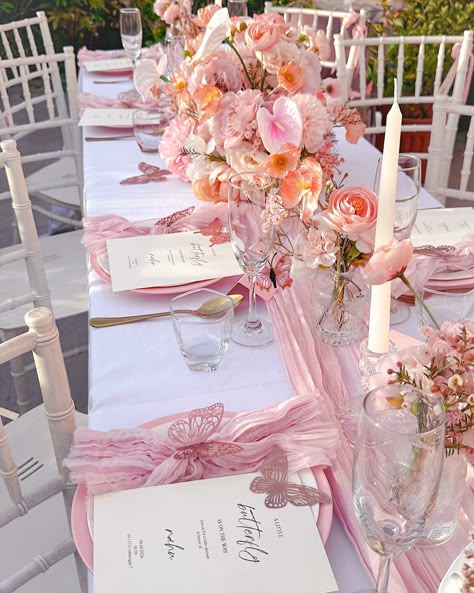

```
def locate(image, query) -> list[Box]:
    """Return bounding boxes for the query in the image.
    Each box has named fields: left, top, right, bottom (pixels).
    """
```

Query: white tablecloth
left=81, top=68, right=442, bottom=593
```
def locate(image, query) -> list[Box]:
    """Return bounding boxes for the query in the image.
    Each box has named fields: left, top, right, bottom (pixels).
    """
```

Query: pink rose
left=320, top=186, right=378, bottom=251
left=245, top=22, right=280, bottom=52
left=163, top=3, right=180, bottom=24
left=362, top=239, right=414, bottom=285
left=253, top=12, right=291, bottom=35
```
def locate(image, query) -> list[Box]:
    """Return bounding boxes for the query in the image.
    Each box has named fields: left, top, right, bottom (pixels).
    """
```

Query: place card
left=106, top=231, right=243, bottom=291
left=84, top=57, right=132, bottom=72
left=411, top=207, right=474, bottom=247
left=93, top=471, right=338, bottom=593
left=79, top=108, right=134, bottom=128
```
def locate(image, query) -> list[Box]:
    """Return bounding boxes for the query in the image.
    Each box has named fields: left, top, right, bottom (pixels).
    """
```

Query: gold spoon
left=89, top=294, right=243, bottom=328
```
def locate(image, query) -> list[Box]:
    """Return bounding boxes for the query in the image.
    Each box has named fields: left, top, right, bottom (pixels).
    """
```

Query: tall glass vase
left=416, top=452, right=467, bottom=547
left=314, top=267, right=368, bottom=346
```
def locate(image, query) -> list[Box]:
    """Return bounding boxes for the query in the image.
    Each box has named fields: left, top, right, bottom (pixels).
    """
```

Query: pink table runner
left=268, top=279, right=474, bottom=593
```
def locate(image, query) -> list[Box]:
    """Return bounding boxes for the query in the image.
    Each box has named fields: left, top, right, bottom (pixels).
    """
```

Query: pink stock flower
left=257, top=96, right=303, bottom=153
left=294, top=224, right=339, bottom=270
left=159, top=117, right=194, bottom=181
left=362, top=239, right=414, bottom=285
left=292, top=93, right=332, bottom=153
left=245, top=21, right=280, bottom=52
left=190, top=51, right=243, bottom=94
left=321, top=185, right=378, bottom=252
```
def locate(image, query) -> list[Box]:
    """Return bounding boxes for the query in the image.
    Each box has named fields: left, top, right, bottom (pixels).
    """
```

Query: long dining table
left=79, top=65, right=460, bottom=593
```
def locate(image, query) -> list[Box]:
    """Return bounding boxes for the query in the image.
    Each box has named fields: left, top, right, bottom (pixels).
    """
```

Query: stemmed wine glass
left=373, top=154, right=422, bottom=324
left=120, top=7, right=143, bottom=67
left=228, top=172, right=275, bottom=347
left=353, top=384, right=445, bottom=593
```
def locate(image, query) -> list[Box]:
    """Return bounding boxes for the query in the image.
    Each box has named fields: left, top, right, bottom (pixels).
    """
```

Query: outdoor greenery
left=368, top=0, right=474, bottom=106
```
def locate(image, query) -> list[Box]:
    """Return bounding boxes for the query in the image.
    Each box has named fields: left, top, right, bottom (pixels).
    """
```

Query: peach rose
left=192, top=175, right=228, bottom=204
left=320, top=185, right=377, bottom=252
left=245, top=22, right=280, bottom=52
left=362, top=239, right=414, bottom=285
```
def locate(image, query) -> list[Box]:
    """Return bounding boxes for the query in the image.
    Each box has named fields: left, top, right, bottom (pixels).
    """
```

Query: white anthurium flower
left=185, top=134, right=217, bottom=180
left=134, top=59, right=163, bottom=101
left=290, top=257, right=314, bottom=280
left=193, top=8, right=230, bottom=62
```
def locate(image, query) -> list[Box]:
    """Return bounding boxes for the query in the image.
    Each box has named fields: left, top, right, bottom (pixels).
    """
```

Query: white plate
left=438, top=550, right=466, bottom=593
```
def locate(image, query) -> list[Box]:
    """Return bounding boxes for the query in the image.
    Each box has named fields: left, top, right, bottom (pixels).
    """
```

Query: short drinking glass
left=170, top=289, right=234, bottom=372
left=132, top=102, right=177, bottom=153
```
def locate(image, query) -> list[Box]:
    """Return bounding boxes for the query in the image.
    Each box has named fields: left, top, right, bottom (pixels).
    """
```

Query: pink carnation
left=190, top=51, right=243, bottom=94
left=159, top=117, right=194, bottom=181
left=292, top=93, right=332, bottom=153
left=213, top=90, right=263, bottom=150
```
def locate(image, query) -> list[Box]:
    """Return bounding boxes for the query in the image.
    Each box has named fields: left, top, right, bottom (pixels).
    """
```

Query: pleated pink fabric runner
left=267, top=278, right=474, bottom=593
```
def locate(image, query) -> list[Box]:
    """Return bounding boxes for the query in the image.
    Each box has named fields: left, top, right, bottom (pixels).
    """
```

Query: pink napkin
left=77, top=44, right=164, bottom=68
left=65, top=396, right=338, bottom=496
left=78, top=90, right=156, bottom=114
left=82, top=203, right=229, bottom=258
left=392, top=232, right=474, bottom=298
left=267, top=279, right=474, bottom=593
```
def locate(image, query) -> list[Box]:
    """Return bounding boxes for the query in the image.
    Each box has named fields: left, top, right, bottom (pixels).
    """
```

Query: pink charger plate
left=90, top=252, right=221, bottom=295
left=71, top=410, right=334, bottom=573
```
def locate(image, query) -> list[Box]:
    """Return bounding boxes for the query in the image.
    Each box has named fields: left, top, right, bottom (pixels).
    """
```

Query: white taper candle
left=367, top=80, right=402, bottom=354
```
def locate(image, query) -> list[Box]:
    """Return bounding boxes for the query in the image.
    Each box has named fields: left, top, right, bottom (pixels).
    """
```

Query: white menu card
left=411, top=207, right=474, bottom=247
left=93, top=472, right=338, bottom=593
left=106, top=232, right=243, bottom=291
left=78, top=108, right=134, bottom=128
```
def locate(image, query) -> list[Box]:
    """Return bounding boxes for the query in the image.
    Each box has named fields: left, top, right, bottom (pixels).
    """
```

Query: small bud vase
left=313, top=267, right=368, bottom=347
left=416, top=452, right=467, bottom=547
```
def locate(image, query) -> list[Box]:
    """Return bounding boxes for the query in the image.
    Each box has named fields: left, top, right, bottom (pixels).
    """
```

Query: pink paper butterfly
left=199, top=218, right=230, bottom=246
left=250, top=446, right=332, bottom=509
left=168, top=403, right=243, bottom=460
left=155, top=206, right=195, bottom=228
left=256, top=255, right=293, bottom=291
left=120, top=162, right=171, bottom=185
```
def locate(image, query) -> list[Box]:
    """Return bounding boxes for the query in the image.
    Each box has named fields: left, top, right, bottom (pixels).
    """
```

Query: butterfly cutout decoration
left=120, top=162, right=171, bottom=185
left=256, top=254, right=293, bottom=292
left=168, top=403, right=243, bottom=460
left=250, top=445, right=332, bottom=509
left=198, top=218, right=230, bottom=247
left=155, top=206, right=195, bottom=228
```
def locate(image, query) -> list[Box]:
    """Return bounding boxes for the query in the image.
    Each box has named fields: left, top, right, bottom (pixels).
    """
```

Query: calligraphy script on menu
left=105, top=231, right=242, bottom=291
left=93, top=472, right=337, bottom=593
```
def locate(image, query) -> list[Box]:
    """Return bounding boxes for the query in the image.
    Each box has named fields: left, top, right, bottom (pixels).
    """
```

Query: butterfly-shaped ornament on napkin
left=250, top=445, right=332, bottom=509
left=198, top=218, right=230, bottom=246
left=168, top=402, right=243, bottom=460
left=120, top=162, right=171, bottom=185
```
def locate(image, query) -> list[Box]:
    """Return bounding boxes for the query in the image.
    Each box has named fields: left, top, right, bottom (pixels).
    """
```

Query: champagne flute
left=120, top=7, right=142, bottom=67
left=373, top=154, right=422, bottom=324
left=228, top=172, right=275, bottom=347
left=353, top=384, right=445, bottom=593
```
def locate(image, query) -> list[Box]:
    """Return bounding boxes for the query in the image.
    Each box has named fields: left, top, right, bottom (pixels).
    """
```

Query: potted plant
left=367, top=0, right=474, bottom=166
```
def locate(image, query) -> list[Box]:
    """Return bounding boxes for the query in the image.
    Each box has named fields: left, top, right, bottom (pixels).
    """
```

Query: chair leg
left=1, top=328, right=33, bottom=414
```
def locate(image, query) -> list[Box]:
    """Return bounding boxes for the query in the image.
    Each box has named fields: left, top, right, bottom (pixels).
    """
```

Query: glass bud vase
left=164, top=26, right=185, bottom=77
left=313, top=267, right=368, bottom=347
left=416, top=452, right=467, bottom=547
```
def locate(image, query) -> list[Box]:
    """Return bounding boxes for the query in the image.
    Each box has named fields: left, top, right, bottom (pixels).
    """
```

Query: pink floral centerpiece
left=135, top=8, right=375, bottom=344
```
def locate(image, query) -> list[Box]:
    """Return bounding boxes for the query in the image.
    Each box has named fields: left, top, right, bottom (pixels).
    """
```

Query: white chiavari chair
left=0, top=138, right=87, bottom=415
left=425, top=95, right=474, bottom=206
left=0, top=306, right=87, bottom=593
left=0, top=18, right=83, bottom=231
left=334, top=30, right=474, bottom=164
left=264, top=1, right=367, bottom=70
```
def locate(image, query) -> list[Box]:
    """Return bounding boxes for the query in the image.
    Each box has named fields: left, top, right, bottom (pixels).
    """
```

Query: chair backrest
left=0, top=47, right=82, bottom=203
left=0, top=139, right=52, bottom=317
left=0, top=306, right=86, bottom=592
left=425, top=96, right=474, bottom=205
left=263, top=1, right=367, bottom=70
left=334, top=30, right=473, bottom=161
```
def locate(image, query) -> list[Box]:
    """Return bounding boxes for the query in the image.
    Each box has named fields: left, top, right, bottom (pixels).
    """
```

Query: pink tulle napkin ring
left=64, top=399, right=338, bottom=498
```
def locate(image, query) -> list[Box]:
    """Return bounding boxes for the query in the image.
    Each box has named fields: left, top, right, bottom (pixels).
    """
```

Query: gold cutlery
left=85, top=135, right=135, bottom=142
left=93, top=79, right=132, bottom=84
left=90, top=294, right=244, bottom=328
